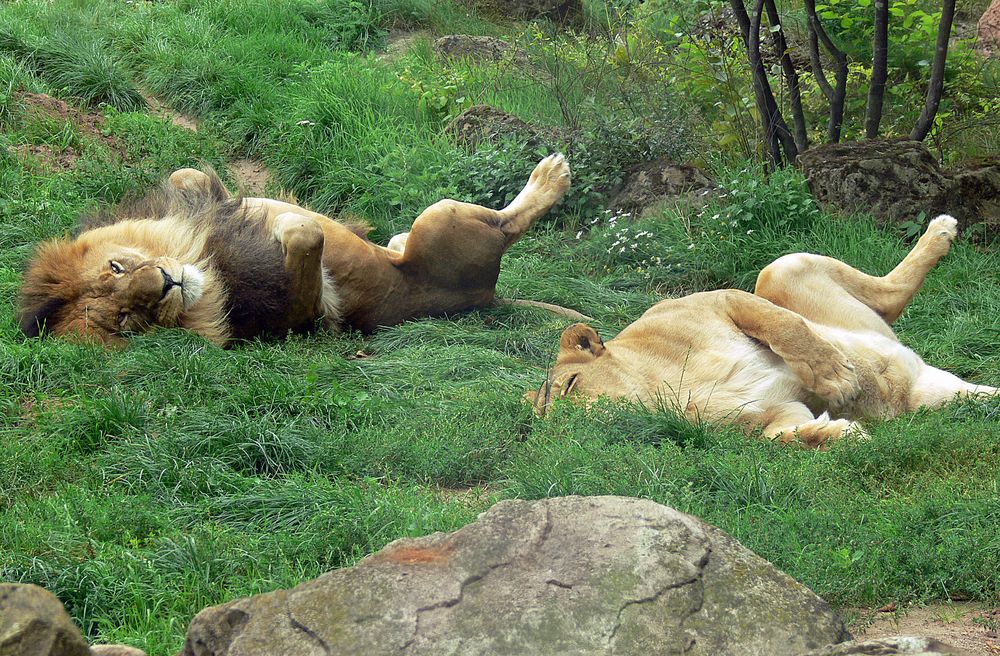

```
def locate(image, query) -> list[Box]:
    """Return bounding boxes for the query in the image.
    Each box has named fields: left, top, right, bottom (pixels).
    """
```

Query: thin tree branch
left=910, top=0, right=956, bottom=140
left=763, top=0, right=809, bottom=151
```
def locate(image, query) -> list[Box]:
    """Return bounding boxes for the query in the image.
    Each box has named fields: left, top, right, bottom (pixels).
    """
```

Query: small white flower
left=746, top=229, right=755, bottom=235
left=297, top=120, right=316, bottom=127
left=688, top=243, right=695, bottom=250
left=575, top=231, right=583, bottom=239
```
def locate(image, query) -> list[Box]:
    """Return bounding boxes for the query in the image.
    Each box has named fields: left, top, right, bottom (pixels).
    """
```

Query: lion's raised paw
left=926, top=214, right=958, bottom=241
left=526, top=153, right=571, bottom=199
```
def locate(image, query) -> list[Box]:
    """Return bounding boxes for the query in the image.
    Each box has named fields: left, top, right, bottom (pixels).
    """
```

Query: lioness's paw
left=527, top=153, right=571, bottom=200
left=774, top=412, right=855, bottom=449
left=927, top=214, right=958, bottom=239
left=792, top=356, right=859, bottom=407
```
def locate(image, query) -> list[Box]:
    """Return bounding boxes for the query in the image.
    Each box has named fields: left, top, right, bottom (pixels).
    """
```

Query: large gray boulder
left=803, top=636, right=973, bottom=655
left=797, top=140, right=1000, bottom=236
left=178, top=496, right=850, bottom=656
left=433, top=35, right=529, bottom=67
left=445, top=105, right=561, bottom=151
left=978, top=0, right=1000, bottom=55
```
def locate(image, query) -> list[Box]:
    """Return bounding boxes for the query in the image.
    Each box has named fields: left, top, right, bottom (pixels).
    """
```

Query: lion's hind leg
left=272, top=212, right=332, bottom=328
left=763, top=402, right=866, bottom=448
left=498, top=153, right=571, bottom=247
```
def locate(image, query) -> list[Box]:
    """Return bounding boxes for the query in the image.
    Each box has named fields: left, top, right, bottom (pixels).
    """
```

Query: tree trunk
left=865, top=0, right=889, bottom=138
left=730, top=0, right=799, bottom=165
left=911, top=0, right=957, bottom=140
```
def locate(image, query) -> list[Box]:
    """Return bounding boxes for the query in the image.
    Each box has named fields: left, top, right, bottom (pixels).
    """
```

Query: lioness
left=19, top=154, right=571, bottom=346
left=527, top=216, right=997, bottom=446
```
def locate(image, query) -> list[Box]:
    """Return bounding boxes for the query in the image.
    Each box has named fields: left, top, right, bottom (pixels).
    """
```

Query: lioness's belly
left=818, top=326, right=924, bottom=418
left=627, top=330, right=804, bottom=425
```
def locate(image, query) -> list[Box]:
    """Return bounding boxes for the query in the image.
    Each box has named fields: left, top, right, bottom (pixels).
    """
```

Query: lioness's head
left=19, top=237, right=205, bottom=345
left=525, top=323, right=615, bottom=416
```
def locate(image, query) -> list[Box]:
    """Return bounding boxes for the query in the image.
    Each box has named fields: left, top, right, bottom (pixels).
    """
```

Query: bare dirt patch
left=849, top=603, right=1000, bottom=655
left=141, top=90, right=199, bottom=132
left=8, top=92, right=126, bottom=171
left=378, top=29, right=433, bottom=61
left=229, top=158, right=271, bottom=196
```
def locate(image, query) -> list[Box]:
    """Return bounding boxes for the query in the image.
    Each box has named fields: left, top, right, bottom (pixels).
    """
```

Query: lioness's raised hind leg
left=756, top=215, right=958, bottom=335
left=272, top=212, right=329, bottom=328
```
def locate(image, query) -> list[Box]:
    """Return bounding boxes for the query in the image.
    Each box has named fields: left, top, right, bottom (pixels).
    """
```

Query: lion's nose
left=159, top=267, right=180, bottom=298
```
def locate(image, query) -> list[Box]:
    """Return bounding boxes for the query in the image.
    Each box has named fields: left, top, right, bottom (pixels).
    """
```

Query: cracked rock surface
left=178, top=496, right=850, bottom=655
left=0, top=583, right=147, bottom=656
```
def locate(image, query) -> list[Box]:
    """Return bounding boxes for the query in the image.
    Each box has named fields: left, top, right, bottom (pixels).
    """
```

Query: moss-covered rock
left=178, top=496, right=851, bottom=656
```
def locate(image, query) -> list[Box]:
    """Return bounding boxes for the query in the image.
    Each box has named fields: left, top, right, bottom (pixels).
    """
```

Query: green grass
left=1, top=0, right=998, bottom=654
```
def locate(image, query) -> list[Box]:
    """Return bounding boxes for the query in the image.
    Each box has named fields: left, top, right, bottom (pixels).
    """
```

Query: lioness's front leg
left=720, top=291, right=859, bottom=406
left=272, top=212, right=326, bottom=328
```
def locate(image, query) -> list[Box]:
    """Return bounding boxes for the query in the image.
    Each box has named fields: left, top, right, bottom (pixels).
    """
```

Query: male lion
left=19, top=154, right=571, bottom=346
left=527, top=216, right=997, bottom=446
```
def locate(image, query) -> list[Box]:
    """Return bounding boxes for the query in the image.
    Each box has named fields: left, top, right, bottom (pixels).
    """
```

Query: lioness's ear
left=559, top=323, right=605, bottom=357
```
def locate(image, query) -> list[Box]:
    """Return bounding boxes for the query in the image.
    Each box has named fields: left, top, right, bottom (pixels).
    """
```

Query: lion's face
left=19, top=239, right=205, bottom=345
left=525, top=323, right=612, bottom=416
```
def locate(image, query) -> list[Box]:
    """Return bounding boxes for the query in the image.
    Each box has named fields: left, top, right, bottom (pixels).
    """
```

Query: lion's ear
left=18, top=239, right=88, bottom=337
left=559, top=323, right=605, bottom=358
left=18, top=296, right=69, bottom=337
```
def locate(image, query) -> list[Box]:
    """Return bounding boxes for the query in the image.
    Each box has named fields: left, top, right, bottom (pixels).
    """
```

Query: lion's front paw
left=791, top=355, right=859, bottom=407
left=527, top=153, right=571, bottom=201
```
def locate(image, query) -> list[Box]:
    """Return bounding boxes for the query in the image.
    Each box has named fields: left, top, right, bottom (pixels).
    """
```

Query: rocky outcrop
left=610, top=159, right=718, bottom=214
left=803, top=636, right=973, bottom=655
left=0, top=584, right=146, bottom=656
left=0, top=584, right=90, bottom=656
left=88, top=648, right=146, bottom=656
left=797, top=140, right=1000, bottom=235
left=179, top=496, right=850, bottom=656
left=978, top=0, right=1000, bottom=55
left=433, top=35, right=529, bottom=67
left=446, top=104, right=561, bottom=150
